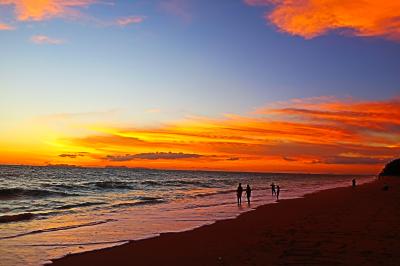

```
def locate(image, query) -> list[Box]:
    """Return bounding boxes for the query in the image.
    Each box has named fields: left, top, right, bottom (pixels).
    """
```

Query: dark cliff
left=379, top=158, right=400, bottom=176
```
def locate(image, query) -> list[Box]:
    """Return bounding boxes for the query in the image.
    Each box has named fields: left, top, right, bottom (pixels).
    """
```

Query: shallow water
left=0, top=165, right=375, bottom=265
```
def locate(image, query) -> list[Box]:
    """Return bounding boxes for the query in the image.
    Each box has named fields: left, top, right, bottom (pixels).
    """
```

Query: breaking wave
left=0, top=188, right=77, bottom=200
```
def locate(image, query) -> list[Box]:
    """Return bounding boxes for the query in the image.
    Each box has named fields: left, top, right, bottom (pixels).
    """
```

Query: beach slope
left=51, top=176, right=400, bottom=266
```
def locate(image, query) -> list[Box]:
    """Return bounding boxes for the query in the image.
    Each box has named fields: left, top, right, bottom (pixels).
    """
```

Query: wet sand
left=51, top=176, right=400, bottom=266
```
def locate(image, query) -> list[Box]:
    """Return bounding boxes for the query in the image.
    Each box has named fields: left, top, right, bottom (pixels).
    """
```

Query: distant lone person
left=271, top=183, right=276, bottom=196
left=245, top=184, right=252, bottom=204
left=237, top=183, right=243, bottom=205
left=352, top=178, right=356, bottom=188
left=276, top=185, right=280, bottom=200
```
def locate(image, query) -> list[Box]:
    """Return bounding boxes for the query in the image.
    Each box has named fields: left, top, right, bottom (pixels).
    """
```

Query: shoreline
left=50, top=176, right=400, bottom=265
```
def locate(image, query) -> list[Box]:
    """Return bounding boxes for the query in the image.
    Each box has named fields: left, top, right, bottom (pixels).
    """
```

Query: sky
left=0, top=0, right=399, bottom=174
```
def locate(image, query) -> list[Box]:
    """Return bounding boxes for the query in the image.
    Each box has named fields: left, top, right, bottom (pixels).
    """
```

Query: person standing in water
left=271, top=183, right=276, bottom=196
left=276, top=185, right=280, bottom=200
left=352, top=178, right=356, bottom=188
left=245, top=184, right=252, bottom=204
left=237, top=183, right=243, bottom=205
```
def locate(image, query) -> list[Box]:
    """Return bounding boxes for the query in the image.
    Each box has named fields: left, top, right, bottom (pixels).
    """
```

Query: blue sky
left=1, top=0, right=399, bottom=126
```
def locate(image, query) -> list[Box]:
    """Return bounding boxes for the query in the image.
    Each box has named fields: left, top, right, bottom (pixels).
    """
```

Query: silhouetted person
left=271, top=182, right=276, bottom=196
left=245, top=184, right=252, bottom=204
left=352, top=178, right=356, bottom=188
left=237, top=183, right=243, bottom=205
left=276, top=185, right=280, bottom=200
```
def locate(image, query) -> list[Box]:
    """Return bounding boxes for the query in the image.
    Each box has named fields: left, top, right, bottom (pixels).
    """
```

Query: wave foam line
left=0, top=219, right=116, bottom=240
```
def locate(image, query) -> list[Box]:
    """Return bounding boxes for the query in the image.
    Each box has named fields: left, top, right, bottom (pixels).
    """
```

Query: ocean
left=0, top=165, right=375, bottom=265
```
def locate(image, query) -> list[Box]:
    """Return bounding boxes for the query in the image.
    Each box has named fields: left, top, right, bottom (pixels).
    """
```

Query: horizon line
left=0, top=163, right=376, bottom=176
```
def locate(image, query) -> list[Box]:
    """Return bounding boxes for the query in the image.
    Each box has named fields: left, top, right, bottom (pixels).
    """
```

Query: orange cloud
left=30, top=34, right=64, bottom=44
left=0, top=22, right=14, bottom=30
left=258, top=97, right=400, bottom=133
left=0, top=0, right=95, bottom=21
left=115, top=16, right=145, bottom=26
left=244, top=0, right=400, bottom=40
left=42, top=97, right=399, bottom=174
left=2, top=97, right=398, bottom=174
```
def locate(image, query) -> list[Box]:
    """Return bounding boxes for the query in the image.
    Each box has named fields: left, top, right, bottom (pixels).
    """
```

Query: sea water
left=0, top=165, right=375, bottom=265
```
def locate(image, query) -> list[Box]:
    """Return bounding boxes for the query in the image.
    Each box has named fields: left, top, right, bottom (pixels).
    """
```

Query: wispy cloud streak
left=106, top=152, right=202, bottom=162
left=0, top=22, right=14, bottom=30
left=115, top=16, right=145, bottom=26
left=55, top=97, right=400, bottom=173
left=159, top=0, right=192, bottom=22
left=30, top=34, right=64, bottom=45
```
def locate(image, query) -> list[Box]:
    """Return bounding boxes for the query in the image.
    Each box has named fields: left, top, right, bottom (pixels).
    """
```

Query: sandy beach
left=50, top=176, right=400, bottom=266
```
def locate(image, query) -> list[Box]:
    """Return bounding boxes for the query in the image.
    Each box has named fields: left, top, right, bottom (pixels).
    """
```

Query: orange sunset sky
left=1, top=97, right=399, bottom=174
left=1, top=0, right=400, bottom=174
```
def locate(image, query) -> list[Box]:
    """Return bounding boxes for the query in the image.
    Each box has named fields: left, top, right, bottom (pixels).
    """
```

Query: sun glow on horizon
left=1, top=97, right=399, bottom=175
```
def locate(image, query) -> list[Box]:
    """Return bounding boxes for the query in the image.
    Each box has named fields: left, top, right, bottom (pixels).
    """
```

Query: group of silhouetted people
left=236, top=183, right=251, bottom=205
left=270, top=182, right=280, bottom=200
left=236, top=182, right=281, bottom=205
left=236, top=177, right=372, bottom=206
